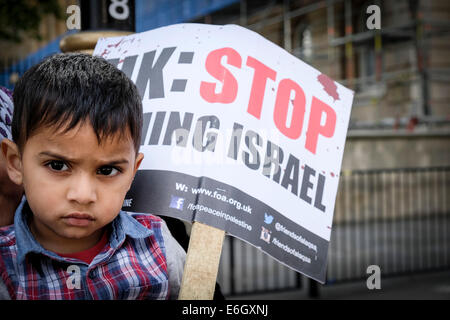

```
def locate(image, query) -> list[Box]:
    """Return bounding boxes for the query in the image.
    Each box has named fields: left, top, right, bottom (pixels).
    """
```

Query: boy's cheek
left=99, top=197, right=127, bottom=223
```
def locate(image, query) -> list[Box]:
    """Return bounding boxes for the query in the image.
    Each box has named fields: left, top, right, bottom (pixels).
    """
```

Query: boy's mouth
left=63, top=212, right=95, bottom=227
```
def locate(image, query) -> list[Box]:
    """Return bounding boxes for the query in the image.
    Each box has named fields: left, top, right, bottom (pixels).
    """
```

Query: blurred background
left=0, top=0, right=449, bottom=299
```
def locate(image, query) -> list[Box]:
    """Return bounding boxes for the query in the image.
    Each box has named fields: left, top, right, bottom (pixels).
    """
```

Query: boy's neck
left=0, top=192, right=22, bottom=227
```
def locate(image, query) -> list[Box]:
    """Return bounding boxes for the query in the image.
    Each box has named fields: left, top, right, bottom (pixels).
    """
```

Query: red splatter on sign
left=317, top=74, right=339, bottom=101
left=330, top=172, right=335, bottom=177
left=107, top=38, right=135, bottom=50
left=107, top=38, right=124, bottom=48
left=100, top=49, right=110, bottom=58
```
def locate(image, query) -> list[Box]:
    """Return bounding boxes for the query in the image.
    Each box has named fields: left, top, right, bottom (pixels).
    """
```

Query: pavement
left=228, top=270, right=450, bottom=300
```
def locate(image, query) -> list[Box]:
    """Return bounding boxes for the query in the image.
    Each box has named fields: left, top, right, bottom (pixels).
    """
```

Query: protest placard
left=93, top=23, right=353, bottom=285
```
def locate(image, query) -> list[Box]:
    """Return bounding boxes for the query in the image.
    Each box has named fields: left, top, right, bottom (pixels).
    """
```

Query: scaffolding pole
left=413, top=1, right=431, bottom=116
left=327, top=0, right=335, bottom=77
left=283, top=0, right=292, bottom=52
left=345, top=0, right=354, bottom=89
left=240, top=0, right=247, bottom=26
left=374, top=0, right=382, bottom=83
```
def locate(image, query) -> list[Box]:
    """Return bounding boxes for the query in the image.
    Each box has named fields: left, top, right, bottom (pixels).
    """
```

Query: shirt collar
left=15, top=197, right=153, bottom=263
left=15, top=197, right=52, bottom=264
left=109, top=211, right=153, bottom=249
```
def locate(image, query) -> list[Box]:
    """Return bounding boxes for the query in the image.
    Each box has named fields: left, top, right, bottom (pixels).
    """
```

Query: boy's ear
left=1, top=139, right=24, bottom=186
left=133, top=152, right=144, bottom=176
left=127, top=152, right=144, bottom=192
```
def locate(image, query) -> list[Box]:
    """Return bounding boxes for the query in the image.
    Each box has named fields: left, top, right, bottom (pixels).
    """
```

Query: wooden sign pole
left=178, top=222, right=225, bottom=300
left=60, top=31, right=133, bottom=55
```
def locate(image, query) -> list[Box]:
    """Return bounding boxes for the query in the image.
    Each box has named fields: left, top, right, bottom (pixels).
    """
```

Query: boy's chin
left=59, top=227, right=103, bottom=241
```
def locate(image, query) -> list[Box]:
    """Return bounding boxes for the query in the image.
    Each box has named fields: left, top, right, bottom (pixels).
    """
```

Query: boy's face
left=2, top=122, right=143, bottom=253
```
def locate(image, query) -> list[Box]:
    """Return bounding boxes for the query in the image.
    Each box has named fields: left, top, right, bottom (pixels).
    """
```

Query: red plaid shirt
left=0, top=199, right=169, bottom=300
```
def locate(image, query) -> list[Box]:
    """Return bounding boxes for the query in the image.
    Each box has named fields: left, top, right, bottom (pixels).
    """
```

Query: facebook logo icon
left=169, top=195, right=185, bottom=210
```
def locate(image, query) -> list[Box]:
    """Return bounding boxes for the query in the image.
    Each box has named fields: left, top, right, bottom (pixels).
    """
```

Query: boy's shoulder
left=123, top=211, right=164, bottom=230
left=0, top=225, right=15, bottom=248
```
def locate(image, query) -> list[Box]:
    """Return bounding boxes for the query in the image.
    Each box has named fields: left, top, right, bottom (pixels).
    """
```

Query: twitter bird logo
left=264, top=213, right=274, bottom=224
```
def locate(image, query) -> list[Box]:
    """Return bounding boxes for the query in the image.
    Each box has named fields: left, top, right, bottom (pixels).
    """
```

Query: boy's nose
left=66, top=173, right=97, bottom=204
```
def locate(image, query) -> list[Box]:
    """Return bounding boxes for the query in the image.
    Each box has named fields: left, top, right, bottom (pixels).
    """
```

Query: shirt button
left=89, top=269, right=97, bottom=279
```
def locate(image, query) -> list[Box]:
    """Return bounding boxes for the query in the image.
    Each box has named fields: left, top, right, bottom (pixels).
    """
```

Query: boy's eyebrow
left=37, top=151, right=130, bottom=165
left=38, top=151, right=74, bottom=162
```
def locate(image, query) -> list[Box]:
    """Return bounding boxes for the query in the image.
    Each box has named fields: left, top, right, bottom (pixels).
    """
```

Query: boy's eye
left=97, top=166, right=120, bottom=176
left=47, top=160, right=68, bottom=172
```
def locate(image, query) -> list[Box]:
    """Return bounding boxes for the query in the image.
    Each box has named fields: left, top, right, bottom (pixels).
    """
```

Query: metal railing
left=218, top=167, right=450, bottom=297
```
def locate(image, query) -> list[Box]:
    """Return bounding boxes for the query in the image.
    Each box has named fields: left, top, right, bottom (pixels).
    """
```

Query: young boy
left=0, top=53, right=186, bottom=300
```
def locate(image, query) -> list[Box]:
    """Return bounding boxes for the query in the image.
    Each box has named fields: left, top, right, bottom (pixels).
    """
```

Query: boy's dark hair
left=12, top=53, right=142, bottom=153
